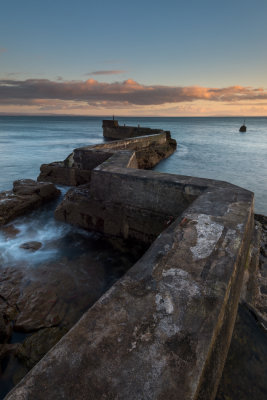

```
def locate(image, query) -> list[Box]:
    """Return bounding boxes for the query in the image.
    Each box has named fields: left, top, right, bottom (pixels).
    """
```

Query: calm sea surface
left=0, top=116, right=266, bottom=215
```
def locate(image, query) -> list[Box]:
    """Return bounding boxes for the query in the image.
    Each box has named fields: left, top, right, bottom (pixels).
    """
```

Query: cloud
left=0, top=78, right=266, bottom=108
left=0, top=48, right=7, bottom=54
left=86, top=70, right=127, bottom=76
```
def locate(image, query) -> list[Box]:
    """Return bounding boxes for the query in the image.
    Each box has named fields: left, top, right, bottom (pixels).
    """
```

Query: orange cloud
left=0, top=78, right=267, bottom=116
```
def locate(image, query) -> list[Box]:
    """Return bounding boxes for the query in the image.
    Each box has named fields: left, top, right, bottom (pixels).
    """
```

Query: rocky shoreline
left=0, top=211, right=148, bottom=397
left=0, top=179, right=60, bottom=226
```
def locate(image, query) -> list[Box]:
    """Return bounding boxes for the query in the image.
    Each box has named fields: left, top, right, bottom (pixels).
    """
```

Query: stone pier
left=5, top=126, right=255, bottom=400
left=102, top=119, right=166, bottom=140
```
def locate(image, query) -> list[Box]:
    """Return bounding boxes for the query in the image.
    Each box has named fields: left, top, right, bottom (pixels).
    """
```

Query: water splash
left=0, top=208, right=73, bottom=266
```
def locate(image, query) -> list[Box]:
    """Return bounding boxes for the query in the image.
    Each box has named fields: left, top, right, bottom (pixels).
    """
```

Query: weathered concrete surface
left=37, top=132, right=177, bottom=186
left=54, top=143, right=250, bottom=244
left=54, top=169, right=204, bottom=243
left=5, top=178, right=254, bottom=399
left=0, top=180, right=60, bottom=226
left=102, top=119, right=165, bottom=140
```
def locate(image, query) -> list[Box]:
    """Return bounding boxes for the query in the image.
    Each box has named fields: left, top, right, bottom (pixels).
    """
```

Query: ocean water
left=0, top=116, right=266, bottom=215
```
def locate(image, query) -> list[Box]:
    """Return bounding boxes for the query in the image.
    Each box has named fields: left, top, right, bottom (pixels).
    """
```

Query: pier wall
left=102, top=119, right=165, bottom=140
left=38, top=132, right=176, bottom=186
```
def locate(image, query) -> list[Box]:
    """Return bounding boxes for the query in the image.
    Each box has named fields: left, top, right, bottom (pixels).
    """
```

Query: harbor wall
left=38, top=132, right=176, bottom=186
left=102, top=119, right=165, bottom=140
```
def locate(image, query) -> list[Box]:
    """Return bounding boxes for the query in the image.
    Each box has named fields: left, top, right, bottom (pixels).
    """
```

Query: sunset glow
left=1, top=0, right=267, bottom=116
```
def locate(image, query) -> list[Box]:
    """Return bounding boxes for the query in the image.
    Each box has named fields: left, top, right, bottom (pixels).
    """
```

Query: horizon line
left=0, top=113, right=265, bottom=118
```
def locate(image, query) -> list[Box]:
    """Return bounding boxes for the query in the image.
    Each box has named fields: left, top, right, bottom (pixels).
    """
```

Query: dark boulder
left=19, top=241, right=42, bottom=252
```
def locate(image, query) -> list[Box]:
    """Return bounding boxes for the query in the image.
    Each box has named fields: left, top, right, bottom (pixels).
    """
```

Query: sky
left=0, top=0, right=267, bottom=116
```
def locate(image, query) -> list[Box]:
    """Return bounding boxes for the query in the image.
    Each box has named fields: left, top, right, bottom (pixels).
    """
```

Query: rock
left=0, top=179, right=60, bottom=226
left=216, top=303, right=267, bottom=400
left=0, top=346, right=28, bottom=390
left=0, top=344, right=19, bottom=363
left=0, top=328, right=67, bottom=392
left=0, top=268, right=24, bottom=344
left=0, top=230, right=145, bottom=395
left=0, top=344, right=20, bottom=379
left=19, top=241, right=42, bottom=251
left=255, top=214, right=267, bottom=226
left=13, top=179, right=60, bottom=200
left=0, top=314, right=12, bottom=343
left=13, top=254, right=107, bottom=332
left=14, top=287, right=60, bottom=332
left=16, top=327, right=68, bottom=370
left=0, top=268, right=23, bottom=316
left=38, top=162, right=92, bottom=186
left=0, top=224, right=20, bottom=238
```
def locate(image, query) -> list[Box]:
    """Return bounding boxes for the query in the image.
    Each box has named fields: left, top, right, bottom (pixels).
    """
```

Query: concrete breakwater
left=1, top=123, right=266, bottom=399
left=102, top=119, right=166, bottom=140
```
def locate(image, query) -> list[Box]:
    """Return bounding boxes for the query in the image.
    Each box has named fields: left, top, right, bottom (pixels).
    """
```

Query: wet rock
left=1, top=334, right=61, bottom=390
left=19, top=241, right=42, bottom=251
left=0, top=314, right=12, bottom=343
left=13, top=254, right=106, bottom=332
left=0, top=230, right=145, bottom=397
left=0, top=255, right=107, bottom=395
left=0, top=269, right=24, bottom=347
left=0, top=348, right=28, bottom=391
left=0, top=344, right=19, bottom=363
left=255, top=214, right=267, bottom=226
left=216, top=303, right=267, bottom=400
left=0, top=344, right=20, bottom=380
left=14, top=288, right=59, bottom=332
left=13, top=179, right=57, bottom=198
left=0, top=179, right=60, bottom=226
left=16, top=327, right=68, bottom=370
left=0, top=224, right=20, bottom=238
left=38, top=161, right=92, bottom=186
left=0, top=268, right=23, bottom=314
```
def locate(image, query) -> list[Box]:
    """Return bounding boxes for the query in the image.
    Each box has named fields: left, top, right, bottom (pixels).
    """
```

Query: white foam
left=0, top=209, right=72, bottom=267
